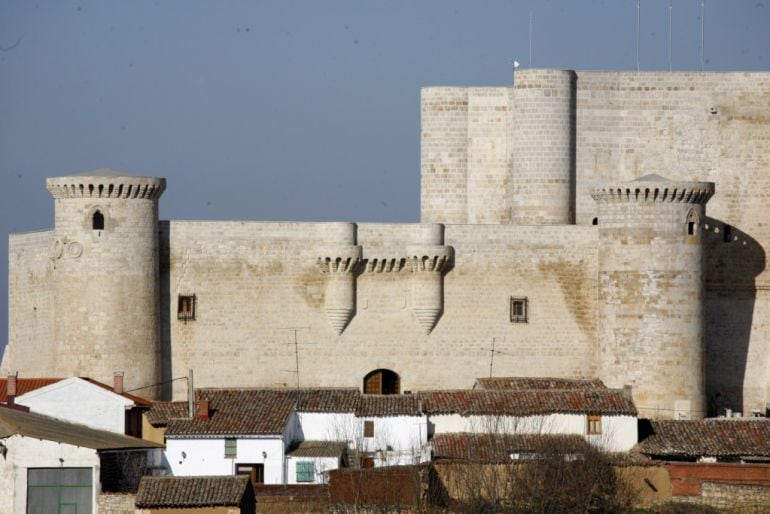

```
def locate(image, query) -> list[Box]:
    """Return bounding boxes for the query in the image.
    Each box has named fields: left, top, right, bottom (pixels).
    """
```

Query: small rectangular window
left=296, top=461, right=315, bottom=483
left=178, top=294, right=196, bottom=321
left=224, top=438, right=237, bottom=458
left=364, top=420, right=374, bottom=438
left=510, top=297, right=528, bottom=323
left=587, top=415, right=602, bottom=435
left=723, top=224, right=732, bottom=243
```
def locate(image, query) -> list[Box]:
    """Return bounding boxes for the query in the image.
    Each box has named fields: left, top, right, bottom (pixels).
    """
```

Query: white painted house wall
left=0, top=435, right=99, bottom=514
left=428, top=413, right=637, bottom=452
left=286, top=455, right=340, bottom=484
left=15, top=377, right=132, bottom=434
left=359, top=415, right=430, bottom=465
left=296, top=412, right=357, bottom=442
left=166, top=437, right=286, bottom=483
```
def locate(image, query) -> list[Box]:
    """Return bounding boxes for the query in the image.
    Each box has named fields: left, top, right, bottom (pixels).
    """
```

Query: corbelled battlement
left=591, top=176, right=715, bottom=205
left=46, top=169, right=165, bottom=200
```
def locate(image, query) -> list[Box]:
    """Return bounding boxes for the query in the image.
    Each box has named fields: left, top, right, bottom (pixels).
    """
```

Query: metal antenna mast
left=529, top=10, right=533, bottom=67
left=668, top=0, right=674, bottom=71
left=278, top=327, right=314, bottom=388
left=480, top=338, right=515, bottom=378
left=636, top=0, right=641, bottom=72
left=700, top=0, right=705, bottom=72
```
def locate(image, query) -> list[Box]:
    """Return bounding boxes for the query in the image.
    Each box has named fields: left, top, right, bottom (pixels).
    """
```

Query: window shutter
left=296, top=461, right=315, bottom=482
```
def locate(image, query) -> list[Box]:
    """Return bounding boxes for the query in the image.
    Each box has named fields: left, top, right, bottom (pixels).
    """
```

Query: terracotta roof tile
left=431, top=433, right=589, bottom=462
left=638, top=419, right=770, bottom=458
left=286, top=440, right=348, bottom=458
left=475, top=377, right=606, bottom=391
left=356, top=395, right=422, bottom=417
left=166, top=389, right=294, bottom=437
left=146, top=401, right=189, bottom=427
left=0, top=378, right=62, bottom=402
left=135, top=476, right=250, bottom=508
left=417, top=389, right=636, bottom=416
left=165, top=388, right=360, bottom=437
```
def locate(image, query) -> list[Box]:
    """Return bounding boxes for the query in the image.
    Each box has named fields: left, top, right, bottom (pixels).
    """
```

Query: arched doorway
left=363, top=369, right=400, bottom=395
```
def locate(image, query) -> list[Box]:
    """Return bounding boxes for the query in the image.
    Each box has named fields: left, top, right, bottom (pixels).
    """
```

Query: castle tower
left=46, top=170, right=165, bottom=398
left=407, top=224, right=453, bottom=334
left=317, top=223, right=362, bottom=334
left=511, top=69, right=576, bottom=224
left=592, top=175, right=714, bottom=419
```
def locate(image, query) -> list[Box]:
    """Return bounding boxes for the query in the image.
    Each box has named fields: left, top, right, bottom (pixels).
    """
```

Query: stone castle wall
left=162, top=221, right=598, bottom=400
left=420, top=70, right=770, bottom=416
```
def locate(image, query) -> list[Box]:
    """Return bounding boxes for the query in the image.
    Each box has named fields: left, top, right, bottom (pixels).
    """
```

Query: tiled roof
left=293, top=388, right=360, bottom=413
left=146, top=401, right=189, bottom=427
left=165, top=388, right=361, bottom=437
left=166, top=389, right=294, bottom=437
left=0, top=405, right=162, bottom=450
left=638, top=419, right=770, bottom=458
left=0, top=378, right=62, bottom=402
left=135, top=476, right=250, bottom=508
left=81, top=378, right=153, bottom=406
left=356, top=395, right=422, bottom=417
left=475, top=377, right=606, bottom=391
left=286, top=440, right=348, bottom=458
left=431, top=433, right=589, bottom=462
left=0, top=377, right=152, bottom=406
left=417, top=389, right=636, bottom=416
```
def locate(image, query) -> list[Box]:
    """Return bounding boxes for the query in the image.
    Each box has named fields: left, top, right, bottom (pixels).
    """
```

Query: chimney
left=113, top=371, right=124, bottom=395
left=195, top=399, right=209, bottom=420
left=7, top=372, right=18, bottom=406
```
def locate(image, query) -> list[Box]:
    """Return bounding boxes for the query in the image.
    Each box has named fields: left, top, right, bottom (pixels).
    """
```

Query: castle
left=3, top=69, right=769, bottom=420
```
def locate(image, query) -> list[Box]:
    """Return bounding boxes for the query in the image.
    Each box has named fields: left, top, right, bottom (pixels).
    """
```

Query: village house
left=1, top=372, right=151, bottom=438
left=0, top=405, right=162, bottom=514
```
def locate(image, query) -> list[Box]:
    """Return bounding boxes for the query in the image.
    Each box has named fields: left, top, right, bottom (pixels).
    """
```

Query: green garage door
left=27, top=468, right=92, bottom=514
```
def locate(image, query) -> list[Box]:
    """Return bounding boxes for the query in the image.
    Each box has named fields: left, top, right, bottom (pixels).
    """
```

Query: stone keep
left=3, top=69, right=770, bottom=418
left=45, top=173, right=165, bottom=397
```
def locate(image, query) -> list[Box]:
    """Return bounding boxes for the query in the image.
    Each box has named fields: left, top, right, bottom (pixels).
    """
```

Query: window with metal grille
left=587, top=415, right=602, bottom=435
left=510, top=297, right=528, bottom=323
left=224, top=438, right=237, bottom=458
left=296, top=461, right=315, bottom=483
left=364, top=420, right=374, bottom=438
left=178, top=294, right=196, bottom=321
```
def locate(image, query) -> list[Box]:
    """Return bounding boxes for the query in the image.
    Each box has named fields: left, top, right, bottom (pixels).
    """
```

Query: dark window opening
left=363, top=369, right=399, bottom=395
left=124, top=408, right=143, bottom=438
left=723, top=224, right=732, bottom=243
left=236, top=463, right=264, bottom=484
left=178, top=294, right=196, bottom=321
left=510, top=297, right=528, bottom=323
left=364, top=420, right=374, bottom=438
left=592, top=217, right=598, bottom=226
left=688, top=222, right=695, bottom=235
left=92, top=210, right=104, bottom=230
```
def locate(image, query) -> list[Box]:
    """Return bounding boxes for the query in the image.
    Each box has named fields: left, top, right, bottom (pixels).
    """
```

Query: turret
left=47, top=169, right=165, bottom=398
left=592, top=175, right=714, bottom=419
left=317, top=223, right=361, bottom=334
left=511, top=69, right=577, bottom=224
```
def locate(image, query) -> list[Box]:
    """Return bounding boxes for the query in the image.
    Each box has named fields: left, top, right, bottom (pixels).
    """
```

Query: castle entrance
left=363, top=369, right=399, bottom=395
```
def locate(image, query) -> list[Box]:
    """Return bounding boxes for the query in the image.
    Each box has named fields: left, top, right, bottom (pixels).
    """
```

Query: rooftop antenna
left=480, top=337, right=514, bottom=377
left=700, top=0, right=705, bottom=72
left=635, top=0, right=641, bottom=72
left=529, top=10, right=533, bottom=67
left=278, top=327, right=314, bottom=388
left=668, top=0, right=674, bottom=72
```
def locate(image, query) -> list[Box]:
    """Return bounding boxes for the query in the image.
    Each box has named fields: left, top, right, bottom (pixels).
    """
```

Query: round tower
left=317, top=223, right=361, bottom=335
left=592, top=175, right=714, bottom=419
left=511, top=69, right=576, bottom=224
left=46, top=169, right=165, bottom=398
left=407, top=224, right=452, bottom=334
